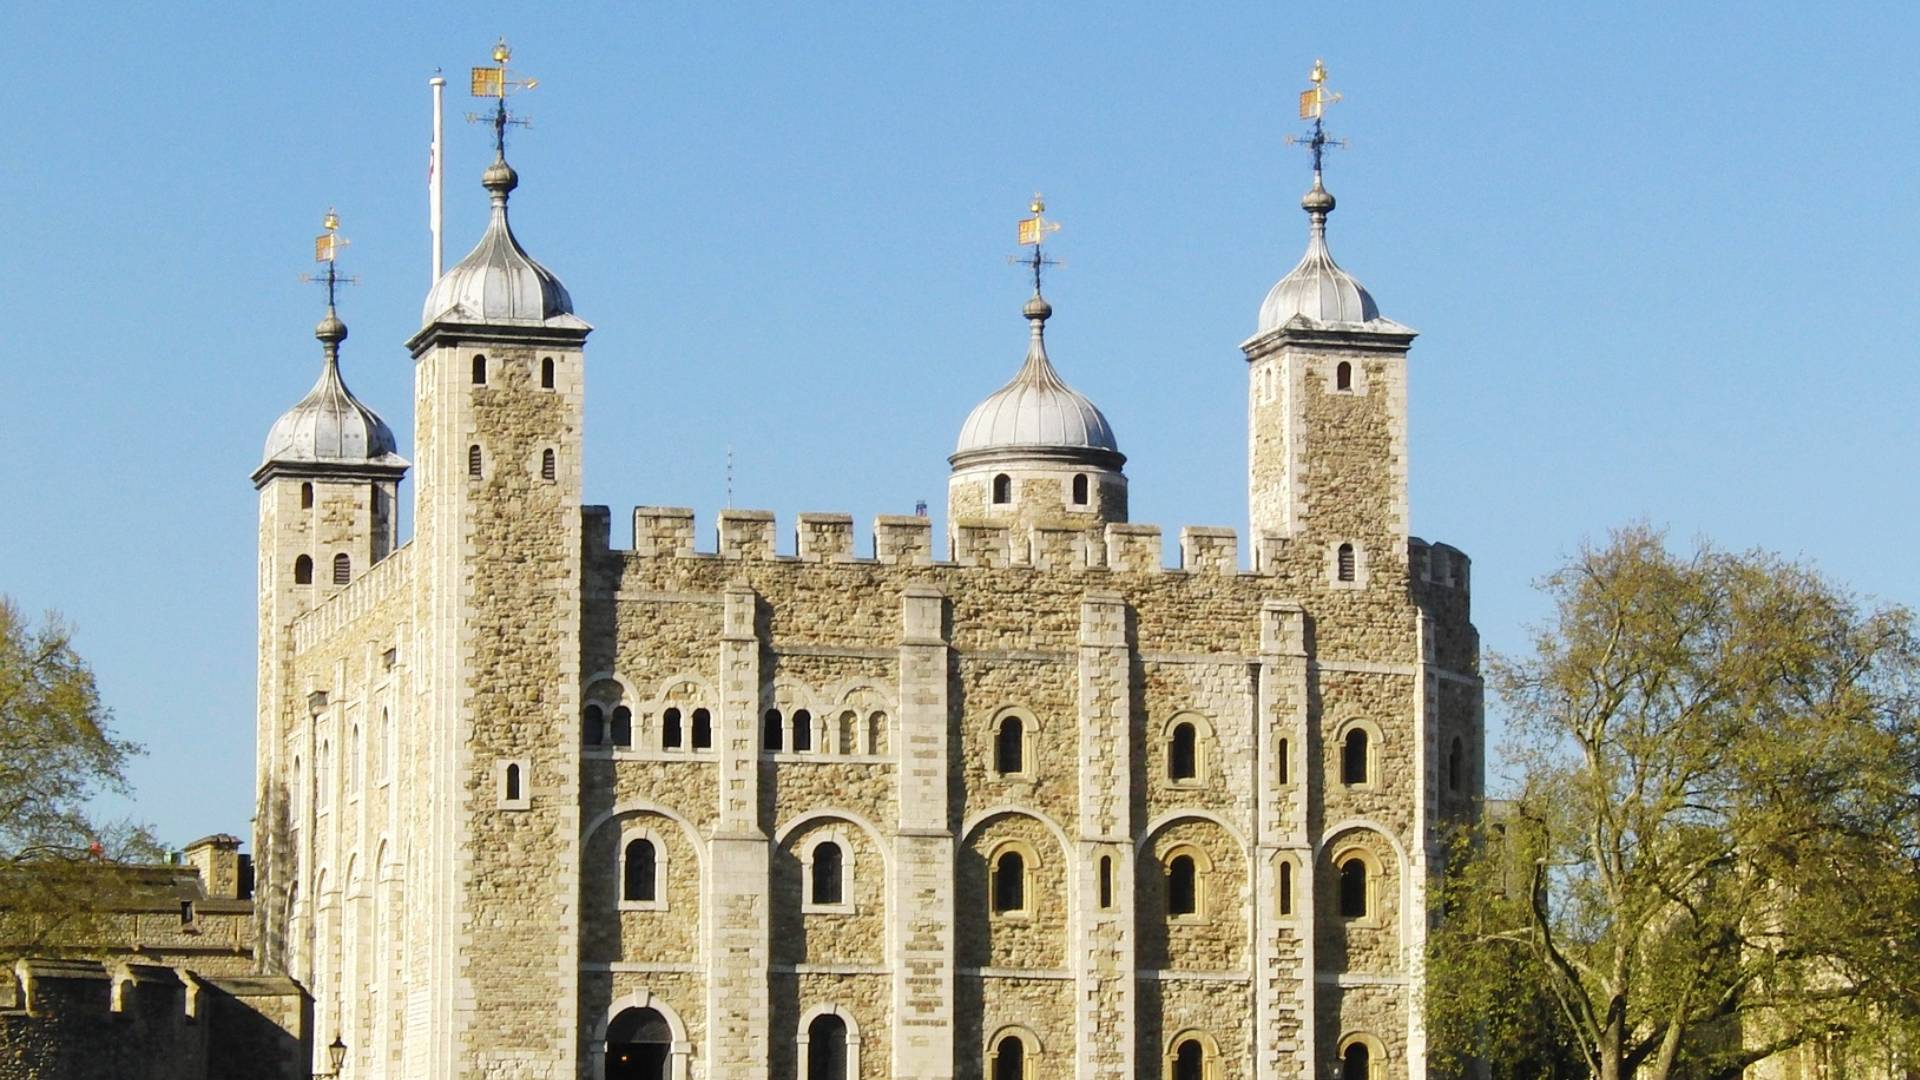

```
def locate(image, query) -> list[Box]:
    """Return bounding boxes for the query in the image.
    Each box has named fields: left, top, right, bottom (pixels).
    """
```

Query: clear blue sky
left=2, top=5, right=1914, bottom=850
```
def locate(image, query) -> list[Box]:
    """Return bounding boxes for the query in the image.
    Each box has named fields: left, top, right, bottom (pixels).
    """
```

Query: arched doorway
left=607, top=1006, right=672, bottom=1080
left=1342, top=1040, right=1372, bottom=1080
left=806, top=1013, right=848, bottom=1080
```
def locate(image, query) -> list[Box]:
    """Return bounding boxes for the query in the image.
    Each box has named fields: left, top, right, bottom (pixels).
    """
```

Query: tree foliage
left=1426, top=527, right=1920, bottom=1080
left=0, top=597, right=158, bottom=957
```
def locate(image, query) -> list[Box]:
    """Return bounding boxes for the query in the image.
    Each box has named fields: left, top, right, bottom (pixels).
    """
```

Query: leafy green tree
left=0, top=597, right=158, bottom=957
left=1426, top=527, right=1920, bottom=1080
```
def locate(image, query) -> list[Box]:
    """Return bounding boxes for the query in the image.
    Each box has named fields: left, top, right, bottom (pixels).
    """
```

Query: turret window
left=541, top=448, right=556, bottom=482
left=992, top=473, right=1011, bottom=504
left=1337, top=542, right=1356, bottom=582
left=332, top=553, right=351, bottom=585
left=468, top=445, right=483, bottom=477
left=300, top=482, right=313, bottom=509
left=1336, top=360, right=1353, bottom=391
left=471, top=355, right=487, bottom=385
left=294, top=555, right=313, bottom=585
left=1072, top=473, right=1089, bottom=505
left=540, top=356, right=555, bottom=389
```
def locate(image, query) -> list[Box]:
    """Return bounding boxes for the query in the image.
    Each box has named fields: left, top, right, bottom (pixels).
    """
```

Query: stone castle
left=248, top=95, right=1483, bottom=1079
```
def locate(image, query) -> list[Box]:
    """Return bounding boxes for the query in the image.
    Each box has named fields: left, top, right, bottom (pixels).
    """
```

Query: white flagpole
left=429, top=73, right=445, bottom=282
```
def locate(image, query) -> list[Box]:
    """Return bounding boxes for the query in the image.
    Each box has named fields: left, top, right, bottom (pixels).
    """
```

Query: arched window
left=611, top=706, right=632, bottom=748
left=300, top=482, right=313, bottom=509
left=992, top=473, right=1011, bottom=504
left=1072, top=473, right=1089, bottom=505
left=504, top=762, right=521, bottom=802
left=606, top=1007, right=671, bottom=1078
left=623, top=838, right=657, bottom=903
left=1337, top=542, right=1356, bottom=582
left=1339, top=856, right=1368, bottom=918
left=471, top=355, right=487, bottom=385
left=792, top=709, right=813, bottom=752
left=811, top=842, right=844, bottom=906
left=1279, top=860, right=1294, bottom=916
left=1167, top=854, right=1198, bottom=916
left=294, top=555, right=313, bottom=585
left=806, top=1014, right=848, bottom=1080
left=991, top=850, right=1026, bottom=914
left=993, top=1034, right=1026, bottom=1080
left=1342, top=728, right=1369, bottom=785
left=994, top=715, right=1025, bottom=775
left=1169, top=722, right=1198, bottom=782
left=348, top=724, right=362, bottom=791
left=692, top=708, right=712, bottom=750
left=583, top=704, right=604, bottom=746
left=1448, top=736, right=1464, bottom=793
left=316, top=740, right=330, bottom=808
left=332, top=553, right=351, bottom=585
left=540, top=357, right=555, bottom=389
left=1098, top=855, right=1114, bottom=910
left=1277, top=737, right=1290, bottom=785
left=764, top=709, right=785, bottom=752
left=1174, top=1038, right=1205, bottom=1080
left=1336, top=360, right=1353, bottom=391
left=468, top=444, right=483, bottom=477
left=662, top=708, right=683, bottom=749
left=1343, top=1041, right=1372, bottom=1080
left=837, top=710, right=858, bottom=754
left=379, top=708, right=391, bottom=782
left=867, top=711, right=887, bottom=755
left=541, top=448, right=556, bottom=482
left=291, top=756, right=303, bottom=821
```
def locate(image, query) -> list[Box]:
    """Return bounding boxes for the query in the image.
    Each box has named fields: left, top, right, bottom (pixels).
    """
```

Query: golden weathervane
left=469, top=38, right=538, bottom=155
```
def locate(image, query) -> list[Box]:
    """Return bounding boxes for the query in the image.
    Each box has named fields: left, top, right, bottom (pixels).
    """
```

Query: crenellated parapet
left=289, top=543, right=413, bottom=655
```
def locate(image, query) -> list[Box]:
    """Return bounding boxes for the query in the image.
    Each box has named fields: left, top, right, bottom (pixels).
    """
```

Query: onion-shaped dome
left=421, top=157, right=574, bottom=326
left=1256, top=177, right=1380, bottom=331
left=953, top=295, right=1122, bottom=466
left=259, top=312, right=406, bottom=471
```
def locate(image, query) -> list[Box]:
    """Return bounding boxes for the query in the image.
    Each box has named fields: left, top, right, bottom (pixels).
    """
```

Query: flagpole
left=429, top=73, right=445, bottom=282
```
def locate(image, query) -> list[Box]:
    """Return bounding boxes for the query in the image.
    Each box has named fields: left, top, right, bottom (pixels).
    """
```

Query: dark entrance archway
left=607, top=1006, right=672, bottom=1080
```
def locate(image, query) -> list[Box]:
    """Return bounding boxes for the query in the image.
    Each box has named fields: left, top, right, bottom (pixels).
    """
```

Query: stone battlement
left=290, top=542, right=413, bottom=654
left=587, top=506, right=1471, bottom=591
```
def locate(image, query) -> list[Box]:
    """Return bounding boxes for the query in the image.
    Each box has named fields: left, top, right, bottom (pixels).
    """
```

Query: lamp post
left=317, top=1035, right=346, bottom=1077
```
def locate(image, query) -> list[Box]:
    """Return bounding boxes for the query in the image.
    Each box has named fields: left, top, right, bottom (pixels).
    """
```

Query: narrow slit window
left=995, top=715, right=1025, bottom=775
left=792, top=709, right=813, bottom=752
left=691, top=708, right=712, bottom=750
left=503, top=762, right=521, bottom=801
left=471, top=355, right=487, bottom=385
left=540, top=356, right=555, bottom=389
left=294, top=555, right=313, bottom=585
left=1342, top=729, right=1369, bottom=785
left=468, top=445, right=483, bottom=477
left=623, top=838, right=656, bottom=902
left=332, top=553, right=351, bottom=585
left=1279, top=861, right=1294, bottom=916
left=611, top=706, right=632, bottom=748
left=1337, top=542, right=1356, bottom=582
left=1098, top=855, right=1114, bottom=910
left=992, top=850, right=1026, bottom=914
left=764, top=709, right=785, bottom=752
left=992, top=473, right=1011, bottom=504
left=662, top=708, right=683, bottom=749
left=1278, top=737, right=1290, bottom=785
left=1072, top=473, right=1089, bottom=505
left=1167, top=854, right=1197, bottom=916
left=811, top=842, right=844, bottom=905
left=541, top=448, right=556, bottom=482
left=1169, top=722, right=1198, bottom=781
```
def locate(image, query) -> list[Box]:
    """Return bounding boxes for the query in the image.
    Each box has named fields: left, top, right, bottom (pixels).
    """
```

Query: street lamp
left=318, top=1035, right=347, bottom=1077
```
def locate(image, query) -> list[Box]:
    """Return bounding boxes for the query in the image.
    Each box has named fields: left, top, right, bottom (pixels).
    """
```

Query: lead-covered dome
left=421, top=158, right=574, bottom=326
left=259, top=312, right=407, bottom=474
left=1256, top=178, right=1380, bottom=331
left=953, top=296, right=1122, bottom=465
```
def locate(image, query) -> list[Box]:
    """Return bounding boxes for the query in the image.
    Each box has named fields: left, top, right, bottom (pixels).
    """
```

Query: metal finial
left=1284, top=58, right=1348, bottom=178
left=300, top=208, right=359, bottom=319
left=1009, top=192, right=1063, bottom=302
left=467, top=38, right=537, bottom=160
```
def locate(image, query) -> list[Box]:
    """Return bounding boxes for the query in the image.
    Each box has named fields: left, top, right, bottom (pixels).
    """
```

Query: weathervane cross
left=300, top=208, right=359, bottom=308
left=467, top=37, right=538, bottom=157
left=1010, top=193, right=1063, bottom=295
left=1285, top=58, right=1348, bottom=176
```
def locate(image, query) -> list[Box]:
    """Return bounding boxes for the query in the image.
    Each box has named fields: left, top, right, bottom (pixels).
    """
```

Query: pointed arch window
left=294, top=555, right=314, bottom=585
left=764, top=709, right=785, bottom=752
left=691, top=708, right=712, bottom=750
left=332, top=553, right=351, bottom=585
